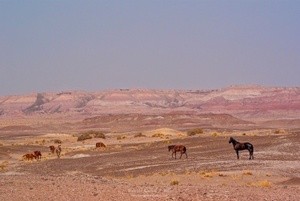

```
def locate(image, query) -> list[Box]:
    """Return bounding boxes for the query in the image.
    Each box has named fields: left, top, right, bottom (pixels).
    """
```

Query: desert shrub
left=187, top=128, right=203, bottom=136
left=243, top=170, right=253, bottom=176
left=274, top=129, right=280, bottom=134
left=152, top=133, right=164, bottom=138
left=0, top=161, right=9, bottom=171
left=211, top=132, right=218, bottom=137
left=77, top=133, right=93, bottom=141
left=200, top=170, right=215, bottom=178
left=83, top=130, right=106, bottom=139
left=117, top=135, right=126, bottom=140
left=170, top=180, right=179, bottom=185
left=250, top=180, right=272, bottom=187
left=274, top=129, right=285, bottom=134
left=134, top=133, right=146, bottom=138
left=54, top=139, right=62, bottom=144
left=94, top=132, right=106, bottom=139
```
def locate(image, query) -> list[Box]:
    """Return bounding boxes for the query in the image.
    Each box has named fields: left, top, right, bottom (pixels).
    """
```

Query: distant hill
left=0, top=85, right=299, bottom=130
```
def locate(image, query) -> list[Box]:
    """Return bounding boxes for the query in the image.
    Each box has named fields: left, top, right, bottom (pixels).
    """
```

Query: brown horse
left=96, top=142, right=106, bottom=148
left=23, top=153, right=37, bottom=161
left=34, top=151, right=42, bottom=160
left=229, top=137, right=254, bottom=160
left=56, top=145, right=62, bottom=158
left=49, top=145, right=55, bottom=154
left=168, top=145, right=187, bottom=159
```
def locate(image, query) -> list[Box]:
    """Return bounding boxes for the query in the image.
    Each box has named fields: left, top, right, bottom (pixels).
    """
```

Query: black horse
left=229, top=137, right=254, bottom=160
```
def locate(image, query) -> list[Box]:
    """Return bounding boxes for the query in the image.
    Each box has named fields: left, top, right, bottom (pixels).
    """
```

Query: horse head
left=168, top=145, right=175, bottom=152
left=229, top=137, right=234, bottom=144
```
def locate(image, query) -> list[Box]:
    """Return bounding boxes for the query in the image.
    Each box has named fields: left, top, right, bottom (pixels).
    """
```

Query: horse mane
left=230, top=137, right=238, bottom=143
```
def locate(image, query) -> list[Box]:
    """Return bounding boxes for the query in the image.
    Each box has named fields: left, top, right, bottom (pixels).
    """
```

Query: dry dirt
left=0, top=128, right=299, bottom=201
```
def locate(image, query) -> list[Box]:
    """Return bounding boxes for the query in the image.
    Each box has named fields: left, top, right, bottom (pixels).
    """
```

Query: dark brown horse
left=22, top=153, right=37, bottom=161
left=168, top=145, right=187, bottom=159
left=229, top=137, right=254, bottom=160
left=49, top=145, right=55, bottom=154
left=33, top=151, right=42, bottom=160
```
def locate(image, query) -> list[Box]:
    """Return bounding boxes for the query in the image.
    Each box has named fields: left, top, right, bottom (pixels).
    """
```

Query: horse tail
left=183, top=146, right=187, bottom=153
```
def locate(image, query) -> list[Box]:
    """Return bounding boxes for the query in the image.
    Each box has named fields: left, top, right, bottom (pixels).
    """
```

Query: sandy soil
left=0, top=129, right=299, bottom=201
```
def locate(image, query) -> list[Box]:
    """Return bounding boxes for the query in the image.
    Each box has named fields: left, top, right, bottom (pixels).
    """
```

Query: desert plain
left=0, top=86, right=299, bottom=200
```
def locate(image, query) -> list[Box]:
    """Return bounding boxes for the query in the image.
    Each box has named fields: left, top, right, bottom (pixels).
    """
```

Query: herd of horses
left=22, top=137, right=254, bottom=161
left=22, top=145, right=61, bottom=161
left=168, top=137, right=254, bottom=160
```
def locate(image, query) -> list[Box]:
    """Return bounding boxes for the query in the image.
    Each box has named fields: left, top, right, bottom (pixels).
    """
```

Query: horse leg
left=179, top=151, right=182, bottom=159
left=236, top=150, right=239, bottom=159
left=250, top=150, right=254, bottom=160
left=174, top=151, right=177, bottom=159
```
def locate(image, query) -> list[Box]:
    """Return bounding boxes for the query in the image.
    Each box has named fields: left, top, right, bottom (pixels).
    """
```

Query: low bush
left=170, top=180, right=179, bottom=185
left=54, top=139, right=62, bottom=144
left=187, top=128, right=203, bottom=136
left=134, top=133, right=146, bottom=138
left=77, top=133, right=93, bottom=141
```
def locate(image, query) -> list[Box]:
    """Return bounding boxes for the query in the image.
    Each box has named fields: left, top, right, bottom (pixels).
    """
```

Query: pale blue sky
left=0, top=0, right=299, bottom=95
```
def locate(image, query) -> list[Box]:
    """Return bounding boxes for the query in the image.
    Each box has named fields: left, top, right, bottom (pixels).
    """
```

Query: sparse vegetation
left=170, top=180, right=179, bottom=185
left=77, top=133, right=93, bottom=141
left=134, top=133, right=146, bottom=138
left=211, top=132, right=219, bottom=137
left=243, top=170, right=253, bottom=176
left=117, top=135, right=126, bottom=140
left=54, top=139, right=62, bottom=144
left=152, top=133, right=165, bottom=138
left=200, top=170, right=215, bottom=178
left=77, top=130, right=106, bottom=141
left=93, top=132, right=106, bottom=139
left=187, top=128, right=203, bottom=136
left=274, top=129, right=285, bottom=134
left=250, top=180, right=272, bottom=187
left=0, top=161, right=9, bottom=171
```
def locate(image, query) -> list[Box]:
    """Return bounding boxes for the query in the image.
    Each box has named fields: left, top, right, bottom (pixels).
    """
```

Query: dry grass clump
left=250, top=180, right=272, bottom=187
left=117, top=135, right=127, bottom=140
left=200, top=170, right=215, bottom=178
left=187, top=128, right=203, bottom=136
left=170, top=180, right=179, bottom=185
left=152, top=133, right=165, bottom=138
left=0, top=161, right=9, bottom=171
left=134, top=133, right=146, bottom=138
left=53, top=139, right=62, bottom=144
left=243, top=170, right=253, bottom=176
left=274, top=129, right=285, bottom=134
left=77, top=130, right=106, bottom=141
left=77, top=133, right=93, bottom=141
left=211, top=132, right=219, bottom=137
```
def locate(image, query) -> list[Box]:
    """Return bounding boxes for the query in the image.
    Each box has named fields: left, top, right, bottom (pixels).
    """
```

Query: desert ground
left=0, top=126, right=299, bottom=201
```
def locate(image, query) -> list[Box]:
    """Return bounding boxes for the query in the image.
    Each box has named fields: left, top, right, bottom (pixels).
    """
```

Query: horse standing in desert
left=229, top=137, right=254, bottom=160
left=168, top=145, right=188, bottom=159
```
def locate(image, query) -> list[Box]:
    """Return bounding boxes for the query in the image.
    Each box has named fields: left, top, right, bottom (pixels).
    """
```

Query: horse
left=96, top=142, right=106, bottom=148
left=33, top=151, right=42, bottom=160
left=49, top=145, right=55, bottom=154
left=56, top=145, right=62, bottom=158
left=23, top=153, right=37, bottom=161
left=229, top=137, right=254, bottom=160
left=168, top=145, right=187, bottom=159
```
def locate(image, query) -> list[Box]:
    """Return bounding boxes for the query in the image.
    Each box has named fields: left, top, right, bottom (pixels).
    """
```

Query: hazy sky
left=1, top=0, right=299, bottom=96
